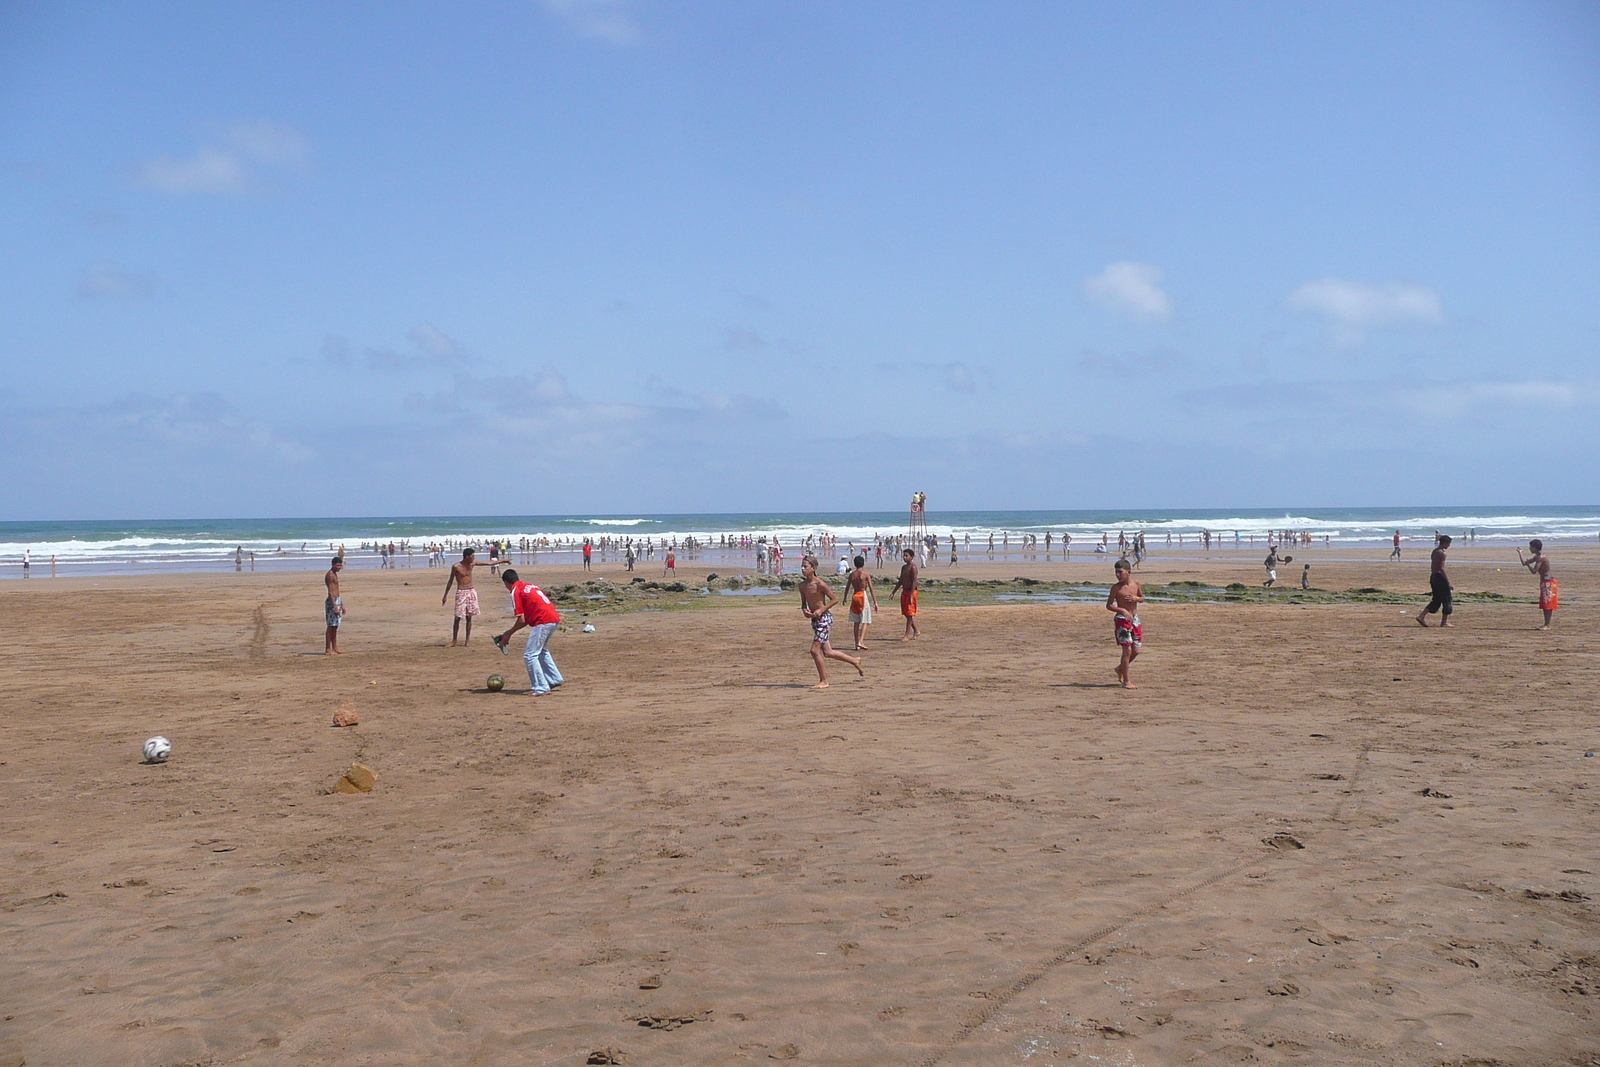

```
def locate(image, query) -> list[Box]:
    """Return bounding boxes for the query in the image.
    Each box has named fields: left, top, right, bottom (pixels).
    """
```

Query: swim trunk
left=1540, top=578, right=1559, bottom=612
left=454, top=587, right=481, bottom=619
left=900, top=589, right=918, bottom=617
left=325, top=596, right=342, bottom=628
left=1114, top=613, right=1142, bottom=648
left=811, top=610, right=833, bottom=644
left=849, top=590, right=872, bottom=624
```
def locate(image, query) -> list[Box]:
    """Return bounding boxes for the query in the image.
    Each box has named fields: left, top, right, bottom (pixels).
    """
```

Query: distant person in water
left=1416, top=535, right=1454, bottom=627
left=1517, top=539, right=1557, bottom=629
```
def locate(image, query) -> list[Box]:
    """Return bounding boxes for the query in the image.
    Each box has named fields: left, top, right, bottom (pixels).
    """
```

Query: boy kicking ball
left=1106, top=558, right=1145, bottom=689
left=799, top=554, right=864, bottom=689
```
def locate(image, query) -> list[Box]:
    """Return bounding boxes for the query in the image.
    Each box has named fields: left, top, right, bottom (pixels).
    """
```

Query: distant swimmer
left=798, top=554, right=863, bottom=689
left=1517, top=539, right=1557, bottom=629
left=1416, top=535, right=1454, bottom=628
left=890, top=548, right=920, bottom=641
left=442, top=547, right=496, bottom=646
left=1106, top=558, right=1144, bottom=689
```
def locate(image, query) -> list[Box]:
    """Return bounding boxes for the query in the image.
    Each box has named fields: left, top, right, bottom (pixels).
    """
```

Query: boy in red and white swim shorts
left=1106, top=559, right=1145, bottom=689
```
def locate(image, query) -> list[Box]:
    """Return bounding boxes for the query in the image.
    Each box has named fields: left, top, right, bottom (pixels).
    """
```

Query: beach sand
left=2, top=547, right=1596, bottom=1066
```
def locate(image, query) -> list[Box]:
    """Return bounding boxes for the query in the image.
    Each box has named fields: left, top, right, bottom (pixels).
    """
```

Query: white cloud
left=1285, top=278, right=1443, bottom=343
left=1084, top=261, right=1172, bottom=321
left=944, top=362, right=976, bottom=392
left=75, top=262, right=156, bottom=300
left=541, top=0, right=641, bottom=44
left=407, top=323, right=469, bottom=364
left=134, top=121, right=309, bottom=195
left=1396, top=379, right=1591, bottom=419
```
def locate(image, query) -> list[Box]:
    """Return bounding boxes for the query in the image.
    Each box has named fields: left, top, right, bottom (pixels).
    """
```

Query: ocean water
left=1, top=506, right=1595, bottom=578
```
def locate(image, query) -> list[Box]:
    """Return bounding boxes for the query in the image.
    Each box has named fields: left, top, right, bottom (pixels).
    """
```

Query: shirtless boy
left=1517, top=539, right=1557, bottom=629
left=1106, top=559, right=1144, bottom=688
left=844, top=554, right=878, bottom=650
left=441, top=547, right=495, bottom=646
left=798, top=554, right=864, bottom=689
left=1417, top=534, right=1454, bottom=627
left=324, top=557, right=345, bottom=654
left=889, top=548, right=920, bottom=641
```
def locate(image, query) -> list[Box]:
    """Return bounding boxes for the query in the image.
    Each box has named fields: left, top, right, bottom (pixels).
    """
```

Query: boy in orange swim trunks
left=889, top=548, right=920, bottom=641
left=844, top=554, right=878, bottom=650
left=1518, top=539, right=1557, bottom=629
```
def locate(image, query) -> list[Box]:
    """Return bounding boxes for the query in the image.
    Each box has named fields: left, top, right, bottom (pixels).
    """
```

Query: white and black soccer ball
left=143, top=736, right=172, bottom=763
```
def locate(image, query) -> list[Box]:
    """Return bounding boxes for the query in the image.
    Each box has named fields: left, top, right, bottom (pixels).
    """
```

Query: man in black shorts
left=1416, top=535, right=1454, bottom=628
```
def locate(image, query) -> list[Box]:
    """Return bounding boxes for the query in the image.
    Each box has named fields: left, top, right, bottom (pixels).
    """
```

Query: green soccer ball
left=486, top=674, right=505, bottom=692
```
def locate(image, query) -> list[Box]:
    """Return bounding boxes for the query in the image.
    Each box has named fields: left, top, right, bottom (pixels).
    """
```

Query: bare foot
left=1415, top=615, right=1429, bottom=627
left=1441, top=621, right=1455, bottom=627
left=855, top=661, right=865, bottom=678
left=325, top=649, right=342, bottom=655
left=1538, top=624, right=1551, bottom=631
left=1121, top=680, right=1137, bottom=689
left=448, top=640, right=459, bottom=647
left=811, top=681, right=830, bottom=689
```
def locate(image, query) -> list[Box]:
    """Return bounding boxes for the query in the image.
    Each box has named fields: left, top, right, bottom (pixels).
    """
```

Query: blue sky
left=1, top=1, right=1596, bottom=518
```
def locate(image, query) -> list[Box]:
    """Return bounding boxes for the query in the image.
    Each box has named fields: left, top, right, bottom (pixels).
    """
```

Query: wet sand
left=2, top=547, right=1596, bottom=1066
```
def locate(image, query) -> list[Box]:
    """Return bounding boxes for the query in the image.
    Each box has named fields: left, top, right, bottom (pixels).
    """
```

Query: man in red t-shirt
left=496, top=568, right=565, bottom=694
left=582, top=540, right=592, bottom=571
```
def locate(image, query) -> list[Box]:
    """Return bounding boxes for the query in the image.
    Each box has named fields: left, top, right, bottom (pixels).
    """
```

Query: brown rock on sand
left=332, top=703, right=359, bottom=727
left=334, top=762, right=377, bottom=794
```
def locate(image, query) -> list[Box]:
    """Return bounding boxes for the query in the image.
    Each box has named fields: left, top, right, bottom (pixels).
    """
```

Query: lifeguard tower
left=909, top=491, right=928, bottom=544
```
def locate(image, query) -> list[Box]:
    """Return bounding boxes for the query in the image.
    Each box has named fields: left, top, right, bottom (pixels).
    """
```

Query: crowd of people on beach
left=311, top=522, right=1561, bottom=699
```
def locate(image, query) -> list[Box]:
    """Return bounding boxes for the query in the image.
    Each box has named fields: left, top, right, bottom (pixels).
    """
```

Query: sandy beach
left=2, top=546, right=1596, bottom=1066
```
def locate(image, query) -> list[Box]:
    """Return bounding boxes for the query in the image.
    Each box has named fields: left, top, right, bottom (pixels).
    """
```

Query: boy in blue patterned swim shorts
left=799, top=554, right=864, bottom=690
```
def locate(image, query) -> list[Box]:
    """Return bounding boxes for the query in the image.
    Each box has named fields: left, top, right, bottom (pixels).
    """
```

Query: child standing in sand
left=799, top=554, right=863, bottom=689
left=844, top=554, right=878, bottom=650
left=1417, top=535, right=1454, bottom=628
left=1517, top=539, right=1557, bottom=629
left=1106, top=558, right=1144, bottom=688
left=890, top=548, right=920, bottom=641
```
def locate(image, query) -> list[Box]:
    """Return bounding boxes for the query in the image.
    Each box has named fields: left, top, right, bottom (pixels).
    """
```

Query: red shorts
left=900, top=589, right=917, bottom=617
left=1114, top=614, right=1143, bottom=648
left=1540, top=578, right=1559, bottom=611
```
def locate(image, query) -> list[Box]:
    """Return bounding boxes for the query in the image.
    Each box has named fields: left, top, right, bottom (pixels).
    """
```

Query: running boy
left=798, top=554, right=863, bottom=689
left=1517, top=539, right=1557, bottom=629
left=889, top=548, right=920, bottom=641
left=1106, top=558, right=1144, bottom=688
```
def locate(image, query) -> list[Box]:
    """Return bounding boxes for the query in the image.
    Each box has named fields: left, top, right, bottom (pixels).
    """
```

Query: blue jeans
left=523, top=622, right=563, bottom=694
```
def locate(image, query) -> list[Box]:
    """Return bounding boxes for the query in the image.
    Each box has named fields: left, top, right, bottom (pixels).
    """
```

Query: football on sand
left=143, top=736, right=172, bottom=763
left=486, top=674, right=505, bottom=692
